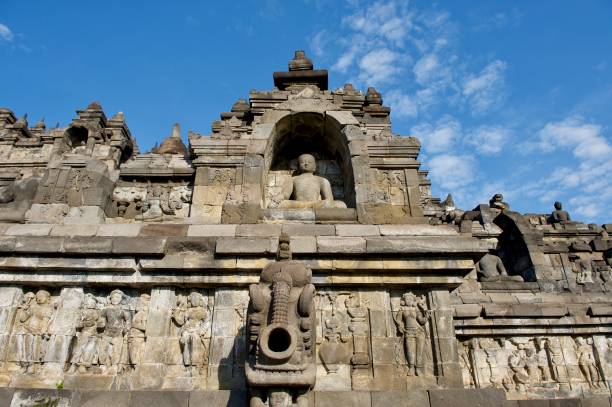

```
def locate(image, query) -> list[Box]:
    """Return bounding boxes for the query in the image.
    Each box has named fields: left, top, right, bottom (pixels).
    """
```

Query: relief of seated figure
left=0, top=177, right=39, bottom=223
left=476, top=251, right=524, bottom=282
left=278, top=153, right=347, bottom=209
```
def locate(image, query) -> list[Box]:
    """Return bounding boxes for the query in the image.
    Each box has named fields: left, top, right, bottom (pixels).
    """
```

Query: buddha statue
left=279, top=154, right=346, bottom=209
left=476, top=251, right=524, bottom=282
left=489, top=193, right=510, bottom=211
left=550, top=201, right=571, bottom=223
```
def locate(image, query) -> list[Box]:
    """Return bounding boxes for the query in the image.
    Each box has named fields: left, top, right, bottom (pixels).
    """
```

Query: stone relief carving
left=97, top=289, right=131, bottom=374
left=246, top=233, right=316, bottom=406
left=393, top=292, right=430, bottom=377
left=13, top=290, right=57, bottom=374
left=170, top=292, right=212, bottom=376
left=575, top=337, right=605, bottom=389
left=67, top=293, right=101, bottom=374
left=345, top=293, right=371, bottom=378
left=0, top=176, right=40, bottom=223
left=318, top=293, right=350, bottom=374
left=127, top=293, right=150, bottom=370
left=459, top=336, right=610, bottom=395
left=113, top=185, right=192, bottom=221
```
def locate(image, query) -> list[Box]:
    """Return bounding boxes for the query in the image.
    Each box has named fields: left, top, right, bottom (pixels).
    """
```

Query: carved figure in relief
left=575, top=337, right=604, bottom=389
left=507, top=345, right=530, bottom=392
left=476, top=252, right=524, bottom=282
left=345, top=293, right=371, bottom=374
left=393, top=292, right=430, bottom=376
left=576, top=259, right=595, bottom=284
left=550, top=201, right=571, bottom=224
left=318, top=293, right=350, bottom=374
left=171, top=292, right=211, bottom=376
left=279, top=154, right=346, bottom=209
left=246, top=233, right=316, bottom=407
left=67, top=294, right=101, bottom=374
left=128, top=293, right=150, bottom=369
left=0, top=177, right=39, bottom=223
left=97, top=289, right=131, bottom=374
left=15, top=290, right=56, bottom=374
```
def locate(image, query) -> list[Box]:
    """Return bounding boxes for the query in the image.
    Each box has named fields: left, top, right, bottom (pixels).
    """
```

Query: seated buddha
left=279, top=154, right=346, bottom=209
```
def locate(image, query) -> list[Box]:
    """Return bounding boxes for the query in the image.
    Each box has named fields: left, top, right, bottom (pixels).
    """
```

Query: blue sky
left=1, top=0, right=611, bottom=224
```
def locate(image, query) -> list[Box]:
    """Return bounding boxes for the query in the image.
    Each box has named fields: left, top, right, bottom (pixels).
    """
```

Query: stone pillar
left=140, top=286, right=183, bottom=389
left=45, top=287, right=83, bottom=375
left=0, top=286, right=22, bottom=379
left=428, top=289, right=462, bottom=387
left=208, top=288, right=248, bottom=390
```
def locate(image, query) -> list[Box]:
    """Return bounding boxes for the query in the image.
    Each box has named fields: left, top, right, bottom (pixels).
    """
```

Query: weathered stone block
left=290, top=236, right=317, bottom=253
left=315, top=391, right=371, bottom=407
left=317, top=236, right=366, bottom=253
left=335, top=224, right=380, bottom=236
left=10, top=389, right=75, bottom=407
left=236, top=224, right=281, bottom=237
left=454, top=303, right=482, bottom=318
left=62, top=237, right=113, bottom=254
left=282, top=224, right=335, bottom=236
left=0, top=236, right=16, bottom=252
left=187, top=224, right=236, bottom=237
left=74, top=391, right=130, bottom=407
left=111, top=237, right=166, bottom=255
left=139, top=224, right=188, bottom=237
left=130, top=391, right=188, bottom=407
left=51, top=225, right=98, bottom=237
left=5, top=223, right=52, bottom=236
left=429, top=389, right=506, bottom=407
left=96, top=224, right=142, bottom=237
left=379, top=224, right=457, bottom=236
left=216, top=237, right=278, bottom=254
left=371, top=390, right=430, bottom=407
left=165, top=237, right=216, bottom=254
left=14, top=236, right=63, bottom=253
left=189, top=390, right=247, bottom=407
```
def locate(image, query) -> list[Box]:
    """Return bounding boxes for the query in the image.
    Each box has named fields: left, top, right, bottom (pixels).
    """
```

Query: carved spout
left=271, top=271, right=292, bottom=325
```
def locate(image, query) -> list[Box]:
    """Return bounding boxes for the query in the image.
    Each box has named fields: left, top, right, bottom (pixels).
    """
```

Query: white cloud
left=413, top=53, right=439, bottom=85
left=358, top=48, right=400, bottom=85
left=0, top=23, right=13, bottom=43
left=462, top=60, right=507, bottom=114
left=310, top=30, right=327, bottom=57
left=385, top=90, right=417, bottom=118
left=468, top=125, right=511, bottom=155
left=342, top=1, right=411, bottom=46
left=537, top=116, right=612, bottom=161
left=411, top=116, right=461, bottom=153
left=332, top=46, right=358, bottom=73
left=427, top=154, right=475, bottom=190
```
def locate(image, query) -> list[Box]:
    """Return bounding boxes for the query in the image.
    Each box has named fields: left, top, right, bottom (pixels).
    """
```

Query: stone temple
left=0, top=50, right=610, bottom=406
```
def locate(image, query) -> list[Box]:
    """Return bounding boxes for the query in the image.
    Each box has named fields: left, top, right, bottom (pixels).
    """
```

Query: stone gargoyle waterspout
left=246, top=233, right=316, bottom=407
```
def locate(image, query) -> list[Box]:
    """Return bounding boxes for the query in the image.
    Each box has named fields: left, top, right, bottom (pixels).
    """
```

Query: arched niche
left=262, top=112, right=355, bottom=209
left=64, top=125, right=90, bottom=150
left=494, top=212, right=538, bottom=282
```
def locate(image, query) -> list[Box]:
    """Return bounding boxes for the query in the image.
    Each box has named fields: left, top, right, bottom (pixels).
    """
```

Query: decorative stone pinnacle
left=33, top=118, right=45, bottom=129
left=288, top=50, right=313, bottom=71
left=171, top=123, right=180, bottom=139
left=86, top=101, right=103, bottom=111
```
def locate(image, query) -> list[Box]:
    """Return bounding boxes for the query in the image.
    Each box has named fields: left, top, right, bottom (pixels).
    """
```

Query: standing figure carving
left=171, top=292, right=211, bottom=376
left=575, top=337, right=605, bottom=389
left=15, top=290, right=55, bottom=374
left=393, top=292, right=430, bottom=376
left=68, top=293, right=101, bottom=374
left=246, top=233, right=316, bottom=407
left=97, top=289, right=131, bottom=374
left=128, top=293, right=150, bottom=370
